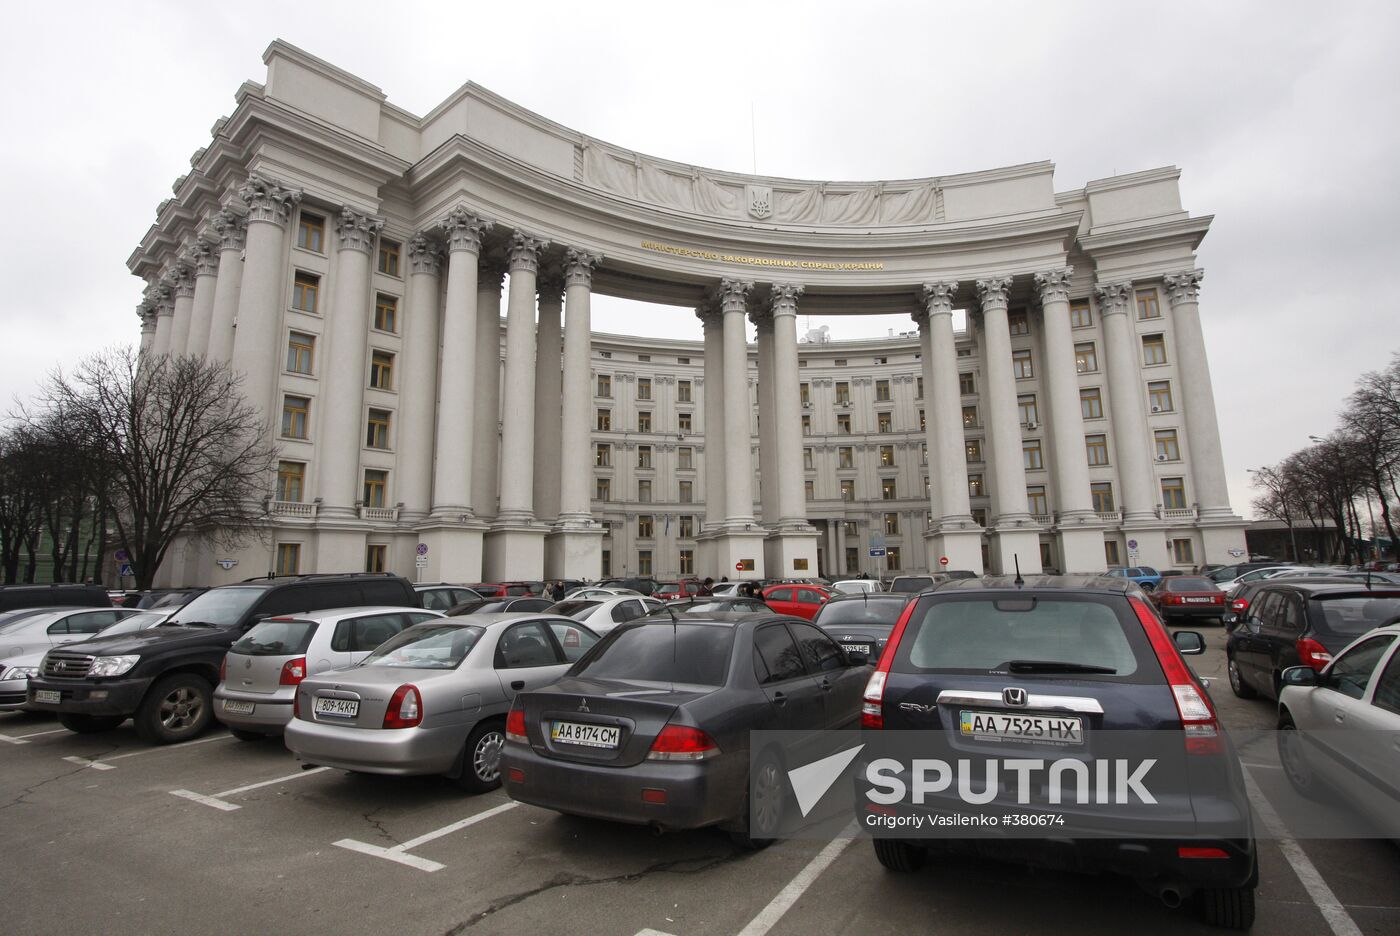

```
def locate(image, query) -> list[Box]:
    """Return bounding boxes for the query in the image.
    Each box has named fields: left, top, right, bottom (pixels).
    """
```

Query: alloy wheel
left=473, top=729, right=505, bottom=782
left=159, top=686, right=204, bottom=731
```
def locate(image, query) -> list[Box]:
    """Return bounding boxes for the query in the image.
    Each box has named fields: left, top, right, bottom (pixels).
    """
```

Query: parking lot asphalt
left=2, top=632, right=1396, bottom=936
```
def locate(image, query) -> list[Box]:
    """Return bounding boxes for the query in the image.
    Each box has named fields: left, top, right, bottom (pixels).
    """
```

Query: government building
left=130, top=41, right=1247, bottom=587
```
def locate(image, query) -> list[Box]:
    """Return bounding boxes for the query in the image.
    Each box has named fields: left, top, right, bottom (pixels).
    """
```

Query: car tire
left=57, top=713, right=125, bottom=734
left=1226, top=656, right=1256, bottom=699
left=135, top=673, right=214, bottom=745
left=873, top=838, right=926, bottom=873
left=1196, top=885, right=1256, bottom=930
left=228, top=727, right=267, bottom=742
left=457, top=719, right=506, bottom=794
left=729, top=750, right=785, bottom=851
left=1277, top=712, right=1323, bottom=800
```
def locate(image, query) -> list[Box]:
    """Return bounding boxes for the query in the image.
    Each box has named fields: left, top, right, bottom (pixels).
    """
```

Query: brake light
left=279, top=657, right=307, bottom=686
left=647, top=724, right=719, bottom=760
left=505, top=706, right=527, bottom=743
left=1230, top=598, right=1249, bottom=613
left=1178, top=846, right=1230, bottom=859
left=862, top=598, right=920, bottom=729
left=1297, top=637, right=1332, bottom=671
left=382, top=684, right=423, bottom=729
left=1131, top=597, right=1221, bottom=754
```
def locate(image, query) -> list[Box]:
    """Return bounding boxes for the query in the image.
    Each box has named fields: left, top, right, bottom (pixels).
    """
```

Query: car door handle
left=1333, top=709, right=1346, bottom=723
left=771, top=691, right=787, bottom=706
left=818, top=679, right=833, bottom=692
left=511, top=680, right=525, bottom=691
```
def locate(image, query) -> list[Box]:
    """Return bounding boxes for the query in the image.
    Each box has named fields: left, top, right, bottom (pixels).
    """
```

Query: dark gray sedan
left=502, top=614, right=870, bottom=848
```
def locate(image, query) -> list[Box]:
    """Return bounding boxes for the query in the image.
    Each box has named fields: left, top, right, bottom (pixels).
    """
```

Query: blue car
left=1105, top=565, right=1162, bottom=590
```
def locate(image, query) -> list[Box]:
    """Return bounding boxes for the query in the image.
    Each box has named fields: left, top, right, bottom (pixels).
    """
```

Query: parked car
left=565, top=586, right=642, bottom=600
left=652, top=579, right=711, bottom=599
left=707, top=581, right=744, bottom=597
left=1103, top=566, right=1163, bottom=590
left=831, top=579, right=881, bottom=595
left=414, top=583, right=484, bottom=612
left=0, top=607, right=145, bottom=661
left=760, top=583, right=831, bottom=620
left=0, top=611, right=172, bottom=711
left=861, top=575, right=1256, bottom=930
left=887, top=575, right=936, bottom=593
left=0, top=583, right=111, bottom=612
left=1215, top=566, right=1307, bottom=596
left=652, top=597, right=772, bottom=616
left=1226, top=582, right=1400, bottom=701
left=214, top=606, right=444, bottom=739
left=1204, top=562, right=1287, bottom=586
left=447, top=596, right=555, bottom=615
left=136, top=587, right=208, bottom=610
left=1275, top=623, right=1400, bottom=838
left=597, top=577, right=659, bottom=596
left=466, top=582, right=544, bottom=598
left=285, top=614, right=599, bottom=792
left=811, top=591, right=917, bottom=660
left=1149, top=576, right=1227, bottom=624
left=502, top=613, right=870, bottom=847
left=547, top=595, right=665, bottom=635
left=28, top=573, right=419, bottom=742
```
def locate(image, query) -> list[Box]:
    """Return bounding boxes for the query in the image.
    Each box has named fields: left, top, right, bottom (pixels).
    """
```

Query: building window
left=1023, top=440, right=1043, bottom=471
left=638, top=550, right=653, bottom=576
left=362, top=469, right=387, bottom=507
left=1105, top=540, right=1121, bottom=567
left=276, top=461, right=305, bottom=502
left=595, top=443, right=611, bottom=467
left=275, top=543, right=301, bottom=576
left=370, top=350, right=394, bottom=390
left=292, top=271, right=320, bottom=313
left=879, top=444, right=895, bottom=466
left=378, top=238, right=401, bottom=277
left=881, top=479, right=897, bottom=500
left=637, top=377, right=652, bottom=400
left=877, top=412, right=893, bottom=433
left=1008, top=309, right=1030, bottom=336
left=916, top=376, right=924, bottom=399
left=884, top=512, right=899, bottom=535
left=835, top=381, right=850, bottom=404
left=838, top=446, right=854, bottom=469
left=959, top=372, right=976, bottom=395
left=596, top=409, right=611, bottom=431
left=365, top=544, right=387, bottom=573
left=679, top=412, right=692, bottom=432
left=834, top=358, right=847, bottom=367
left=638, top=479, right=652, bottom=503
left=374, top=293, right=398, bottom=333
left=971, top=508, right=988, bottom=527
left=1136, top=289, right=1161, bottom=321
left=638, top=411, right=652, bottom=433
left=800, top=382, right=810, bottom=405
left=597, top=374, right=612, bottom=397
left=1074, top=341, right=1097, bottom=373
left=1162, top=477, right=1187, bottom=510
left=1027, top=485, right=1048, bottom=515
left=874, top=356, right=887, bottom=365
left=677, top=380, right=691, bottom=402
left=286, top=331, right=315, bottom=375
left=637, top=514, right=654, bottom=538
left=1012, top=349, right=1034, bottom=379
left=840, top=480, right=855, bottom=502
left=1155, top=429, right=1181, bottom=461
left=801, top=414, right=811, bottom=435
left=281, top=395, right=310, bottom=439
left=886, top=547, right=901, bottom=571
left=1142, top=334, right=1167, bottom=366
left=1070, top=300, right=1092, bottom=328
left=921, top=443, right=928, bottom=465
left=845, top=547, right=859, bottom=574
left=596, top=478, right=610, bottom=501
left=1081, top=387, right=1104, bottom=420
left=366, top=409, right=391, bottom=449
left=601, top=550, right=611, bottom=576
left=677, top=356, right=689, bottom=365
left=1091, top=482, right=1115, bottom=513
left=296, top=211, right=325, bottom=253
left=842, top=520, right=859, bottom=537
left=919, top=410, right=926, bottom=431
left=1018, top=394, right=1038, bottom=426
left=679, top=549, right=694, bottom=575
left=599, top=351, right=612, bottom=359
left=968, top=474, right=984, bottom=498
left=679, top=480, right=693, bottom=503
left=805, top=479, right=815, bottom=502
left=678, top=446, right=693, bottom=470
left=966, top=439, right=982, bottom=462
left=1148, top=380, right=1174, bottom=413
left=1172, top=538, right=1195, bottom=564
left=636, top=445, right=652, bottom=469
left=875, top=379, right=891, bottom=402
left=804, top=448, right=815, bottom=470
left=962, top=405, right=979, bottom=428
left=837, top=413, right=851, bottom=434
left=679, top=515, right=694, bottom=538
left=1085, top=434, right=1109, bottom=466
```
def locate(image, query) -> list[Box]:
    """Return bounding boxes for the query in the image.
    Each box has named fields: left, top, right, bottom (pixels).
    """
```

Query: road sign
left=416, top=543, right=428, bottom=556
left=216, top=558, right=238, bottom=570
left=415, top=556, right=428, bottom=568
left=939, top=556, right=950, bottom=566
left=1228, top=548, right=1245, bottom=558
left=118, top=563, right=133, bottom=577
left=868, top=547, right=887, bottom=558
left=114, top=548, right=129, bottom=562
left=736, top=561, right=744, bottom=571
left=1126, top=539, right=1139, bottom=550
left=870, top=532, right=886, bottom=549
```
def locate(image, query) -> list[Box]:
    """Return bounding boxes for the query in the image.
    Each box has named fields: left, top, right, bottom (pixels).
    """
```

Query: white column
left=230, top=172, right=300, bottom=424
left=149, top=285, right=174, bottom=357
left=1164, top=270, right=1233, bottom=519
left=185, top=236, right=219, bottom=357
left=1097, top=281, right=1157, bottom=525
left=471, top=256, right=505, bottom=520
left=206, top=208, right=245, bottom=364
left=397, top=234, right=443, bottom=523
left=533, top=273, right=564, bottom=525
left=137, top=304, right=156, bottom=356
left=770, top=285, right=807, bottom=527
left=751, top=308, right=778, bottom=526
left=697, top=306, right=727, bottom=532
left=167, top=260, right=195, bottom=356
left=495, top=231, right=549, bottom=524
left=719, top=278, right=756, bottom=527
left=558, top=249, right=601, bottom=525
left=431, top=207, right=491, bottom=521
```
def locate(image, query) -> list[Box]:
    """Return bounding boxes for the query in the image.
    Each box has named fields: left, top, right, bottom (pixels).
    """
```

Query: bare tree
left=0, top=426, right=47, bottom=582
left=1250, top=462, right=1306, bottom=561
left=35, top=349, right=276, bottom=589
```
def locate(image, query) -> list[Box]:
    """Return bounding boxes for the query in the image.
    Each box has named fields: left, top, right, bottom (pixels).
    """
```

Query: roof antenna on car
left=1013, top=555, right=1024, bottom=588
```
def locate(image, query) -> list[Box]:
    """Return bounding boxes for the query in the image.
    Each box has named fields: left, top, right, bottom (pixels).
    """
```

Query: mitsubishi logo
left=1003, top=687, right=1028, bottom=707
left=578, top=699, right=590, bottom=713
left=244, top=658, right=252, bottom=669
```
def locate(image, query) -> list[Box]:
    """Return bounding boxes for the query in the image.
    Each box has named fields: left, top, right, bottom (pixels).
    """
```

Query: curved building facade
left=128, top=40, right=1246, bottom=586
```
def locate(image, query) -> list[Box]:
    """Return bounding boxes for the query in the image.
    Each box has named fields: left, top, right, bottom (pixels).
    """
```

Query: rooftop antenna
left=1013, top=554, right=1025, bottom=588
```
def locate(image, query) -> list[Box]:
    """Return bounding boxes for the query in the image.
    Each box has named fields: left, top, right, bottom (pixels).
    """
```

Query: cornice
left=1077, top=215, right=1212, bottom=254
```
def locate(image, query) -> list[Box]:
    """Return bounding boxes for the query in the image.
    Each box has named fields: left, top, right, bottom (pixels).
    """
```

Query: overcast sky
left=2, top=0, right=1397, bottom=520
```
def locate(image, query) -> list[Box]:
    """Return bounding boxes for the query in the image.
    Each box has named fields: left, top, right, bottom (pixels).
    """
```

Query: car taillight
left=1230, top=598, right=1248, bottom=613
left=279, top=657, right=307, bottom=686
left=647, top=724, right=719, bottom=760
left=862, top=598, right=920, bottom=729
left=383, top=684, right=423, bottom=729
left=1297, top=637, right=1332, bottom=671
left=505, top=706, right=527, bottom=743
left=1131, top=597, right=1221, bottom=754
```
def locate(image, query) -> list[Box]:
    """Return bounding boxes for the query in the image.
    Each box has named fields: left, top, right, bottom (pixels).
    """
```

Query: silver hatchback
left=214, top=606, right=442, bottom=739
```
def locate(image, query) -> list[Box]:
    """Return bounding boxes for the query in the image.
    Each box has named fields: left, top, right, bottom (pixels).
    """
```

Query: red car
left=760, top=583, right=832, bottom=620
left=466, top=581, right=542, bottom=599
left=1149, top=575, right=1225, bottom=623
left=653, top=579, right=711, bottom=599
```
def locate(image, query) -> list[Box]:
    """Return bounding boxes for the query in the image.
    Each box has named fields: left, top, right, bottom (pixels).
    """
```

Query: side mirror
left=1172, top=630, right=1205, bottom=655
left=1280, top=665, right=1319, bottom=687
left=846, top=650, right=869, bottom=666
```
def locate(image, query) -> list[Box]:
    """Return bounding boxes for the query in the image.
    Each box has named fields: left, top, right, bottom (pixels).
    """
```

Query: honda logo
left=1002, top=687, right=1028, bottom=707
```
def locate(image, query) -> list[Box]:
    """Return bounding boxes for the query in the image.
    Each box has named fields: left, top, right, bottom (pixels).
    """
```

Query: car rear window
left=232, top=619, right=317, bottom=656
left=1313, top=595, right=1400, bottom=636
left=550, top=600, right=601, bottom=617
left=1162, top=577, right=1214, bottom=592
left=816, top=599, right=906, bottom=626
left=893, top=595, right=1150, bottom=681
left=889, top=577, right=933, bottom=593
left=571, top=623, right=734, bottom=686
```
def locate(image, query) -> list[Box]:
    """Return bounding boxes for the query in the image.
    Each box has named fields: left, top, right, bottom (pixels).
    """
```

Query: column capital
left=170, top=259, right=195, bottom=298
left=769, top=283, right=804, bottom=318
left=1033, top=267, right=1074, bottom=305
left=975, top=277, right=1013, bottom=312
left=211, top=207, right=246, bottom=251
left=508, top=230, right=549, bottom=273
left=188, top=235, right=219, bottom=276
left=440, top=206, right=493, bottom=254
left=921, top=281, right=959, bottom=316
left=335, top=207, right=385, bottom=253
left=715, top=278, right=753, bottom=314
left=564, top=248, right=602, bottom=288
left=1093, top=281, right=1133, bottom=317
left=1162, top=268, right=1205, bottom=306
left=150, top=284, right=174, bottom=317
left=237, top=171, right=301, bottom=225
left=407, top=233, right=444, bottom=276
left=136, top=301, right=156, bottom=329
left=695, top=303, right=723, bottom=330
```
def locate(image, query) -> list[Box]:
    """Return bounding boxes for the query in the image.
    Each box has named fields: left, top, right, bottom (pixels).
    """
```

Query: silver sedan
left=284, top=614, right=599, bottom=792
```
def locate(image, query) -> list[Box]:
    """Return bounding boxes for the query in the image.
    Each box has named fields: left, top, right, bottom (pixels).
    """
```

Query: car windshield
left=548, top=599, right=601, bottom=617
left=166, top=587, right=265, bottom=628
left=816, top=599, right=907, bottom=625
left=98, top=611, right=167, bottom=637
left=1313, top=596, right=1400, bottom=636
left=361, top=624, right=484, bottom=669
left=572, top=623, right=734, bottom=686
left=1162, top=577, right=1215, bottom=592
left=231, top=618, right=318, bottom=655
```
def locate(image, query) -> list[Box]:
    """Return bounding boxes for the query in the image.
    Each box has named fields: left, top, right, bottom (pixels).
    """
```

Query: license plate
left=550, top=720, right=620, bottom=749
left=222, top=700, right=255, bottom=715
left=314, top=697, right=359, bottom=719
left=1184, top=597, right=1215, bottom=603
left=960, top=710, right=1083, bottom=744
left=842, top=643, right=871, bottom=656
left=33, top=689, right=60, bottom=704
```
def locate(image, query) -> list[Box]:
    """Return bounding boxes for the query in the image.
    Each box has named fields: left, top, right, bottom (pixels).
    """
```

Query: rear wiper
left=1005, top=660, right=1117, bottom=675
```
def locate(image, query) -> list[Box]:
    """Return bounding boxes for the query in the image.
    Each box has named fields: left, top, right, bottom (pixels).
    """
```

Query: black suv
left=861, top=576, right=1257, bottom=930
left=0, top=583, right=111, bottom=611
left=28, top=573, right=417, bottom=743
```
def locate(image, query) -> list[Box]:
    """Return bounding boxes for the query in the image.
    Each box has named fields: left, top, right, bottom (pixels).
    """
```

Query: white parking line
left=333, top=801, right=520, bottom=873
left=61, top=732, right=232, bottom=770
left=170, top=766, right=332, bottom=811
left=735, top=825, right=857, bottom=936
left=1244, top=769, right=1362, bottom=936
left=0, top=727, right=68, bottom=744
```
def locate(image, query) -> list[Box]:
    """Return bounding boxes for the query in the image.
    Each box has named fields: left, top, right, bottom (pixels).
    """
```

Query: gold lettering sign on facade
left=640, top=241, right=884, bottom=271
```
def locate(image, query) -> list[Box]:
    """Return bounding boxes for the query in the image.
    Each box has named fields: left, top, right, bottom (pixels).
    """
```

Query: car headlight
left=1, top=665, right=39, bottom=681
left=89, top=655, right=140, bottom=677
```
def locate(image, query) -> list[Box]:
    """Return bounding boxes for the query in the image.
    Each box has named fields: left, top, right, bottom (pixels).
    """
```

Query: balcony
left=1159, top=506, right=1198, bottom=522
left=1096, top=510, right=1122, bottom=524
left=269, top=500, right=316, bottom=519
left=1030, top=514, right=1052, bottom=526
left=359, top=505, right=400, bottom=522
